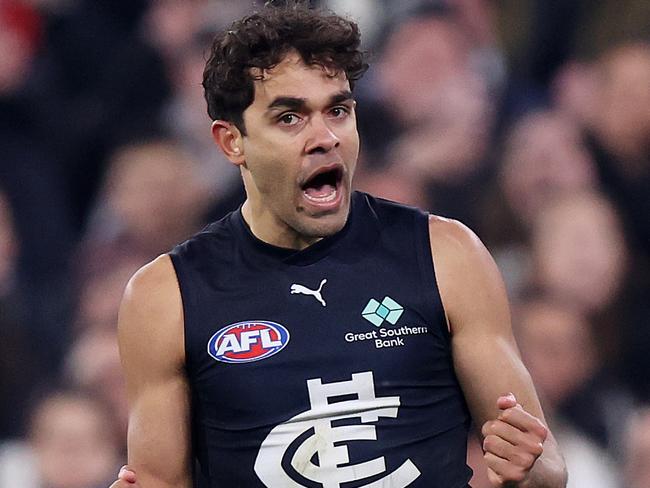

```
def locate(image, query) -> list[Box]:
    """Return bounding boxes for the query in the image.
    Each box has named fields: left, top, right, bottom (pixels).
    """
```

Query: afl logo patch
left=207, top=321, right=290, bottom=364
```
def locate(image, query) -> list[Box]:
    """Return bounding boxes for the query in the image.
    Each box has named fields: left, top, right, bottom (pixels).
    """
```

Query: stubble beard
left=290, top=199, right=350, bottom=241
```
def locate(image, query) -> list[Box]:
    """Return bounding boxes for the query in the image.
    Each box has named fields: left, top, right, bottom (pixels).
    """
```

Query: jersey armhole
left=414, top=211, right=452, bottom=345
left=167, top=250, right=193, bottom=375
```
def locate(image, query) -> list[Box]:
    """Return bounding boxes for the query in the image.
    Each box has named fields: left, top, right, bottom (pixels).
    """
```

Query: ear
left=211, top=120, right=245, bottom=165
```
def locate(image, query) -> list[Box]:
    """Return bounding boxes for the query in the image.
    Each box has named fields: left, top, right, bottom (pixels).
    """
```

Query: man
left=110, top=2, right=566, bottom=487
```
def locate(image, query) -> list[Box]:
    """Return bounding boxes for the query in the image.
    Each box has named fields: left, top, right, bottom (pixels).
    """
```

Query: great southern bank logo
left=208, top=321, right=290, bottom=364
left=346, top=296, right=428, bottom=349
left=362, top=296, right=404, bottom=326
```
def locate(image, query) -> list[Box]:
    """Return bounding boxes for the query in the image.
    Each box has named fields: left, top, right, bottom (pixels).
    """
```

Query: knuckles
left=530, top=440, right=544, bottom=457
left=499, top=408, right=514, bottom=423
left=482, top=434, right=498, bottom=452
left=512, top=451, right=535, bottom=468
left=533, top=419, right=549, bottom=441
left=481, top=419, right=499, bottom=437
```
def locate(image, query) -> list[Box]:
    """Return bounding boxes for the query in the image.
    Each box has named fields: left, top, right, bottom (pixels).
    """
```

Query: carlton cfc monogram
left=254, top=371, right=421, bottom=487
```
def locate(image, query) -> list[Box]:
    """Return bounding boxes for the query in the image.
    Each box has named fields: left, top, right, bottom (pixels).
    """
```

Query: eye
left=278, top=113, right=301, bottom=126
left=330, top=106, right=350, bottom=118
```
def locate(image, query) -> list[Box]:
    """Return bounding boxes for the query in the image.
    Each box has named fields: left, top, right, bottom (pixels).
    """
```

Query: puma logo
left=290, top=279, right=327, bottom=307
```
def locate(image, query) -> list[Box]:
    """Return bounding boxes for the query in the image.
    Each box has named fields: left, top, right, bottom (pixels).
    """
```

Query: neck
left=241, top=200, right=322, bottom=250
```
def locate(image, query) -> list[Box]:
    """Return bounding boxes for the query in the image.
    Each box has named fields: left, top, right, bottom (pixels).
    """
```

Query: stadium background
left=0, top=0, right=648, bottom=486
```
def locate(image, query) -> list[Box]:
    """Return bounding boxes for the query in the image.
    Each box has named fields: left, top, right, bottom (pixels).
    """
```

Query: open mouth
left=301, top=165, right=344, bottom=205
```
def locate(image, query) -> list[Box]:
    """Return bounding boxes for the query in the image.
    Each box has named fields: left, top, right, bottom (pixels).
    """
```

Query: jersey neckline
left=229, top=192, right=364, bottom=266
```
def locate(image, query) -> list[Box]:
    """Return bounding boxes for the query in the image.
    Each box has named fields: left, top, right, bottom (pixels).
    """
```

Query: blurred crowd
left=0, top=0, right=648, bottom=487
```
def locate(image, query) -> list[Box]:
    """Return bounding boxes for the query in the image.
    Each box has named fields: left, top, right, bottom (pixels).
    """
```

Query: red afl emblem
left=207, top=321, right=290, bottom=364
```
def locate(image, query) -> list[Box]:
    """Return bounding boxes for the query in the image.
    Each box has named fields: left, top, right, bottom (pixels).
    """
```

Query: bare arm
left=117, top=255, right=192, bottom=488
left=429, top=216, right=567, bottom=488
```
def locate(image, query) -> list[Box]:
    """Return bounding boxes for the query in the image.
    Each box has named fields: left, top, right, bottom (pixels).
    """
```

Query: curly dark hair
left=202, top=1, right=368, bottom=134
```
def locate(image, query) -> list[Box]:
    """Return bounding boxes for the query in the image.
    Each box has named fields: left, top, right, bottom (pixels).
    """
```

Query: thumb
left=118, top=465, right=137, bottom=484
left=496, top=392, right=517, bottom=410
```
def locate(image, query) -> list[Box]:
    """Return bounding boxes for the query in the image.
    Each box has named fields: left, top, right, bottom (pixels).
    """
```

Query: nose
left=305, top=114, right=340, bottom=154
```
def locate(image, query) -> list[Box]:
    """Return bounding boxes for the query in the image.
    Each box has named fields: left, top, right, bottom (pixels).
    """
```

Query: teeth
left=303, top=189, right=338, bottom=203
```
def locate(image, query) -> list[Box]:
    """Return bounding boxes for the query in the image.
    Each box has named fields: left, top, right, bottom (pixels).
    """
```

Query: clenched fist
left=108, top=465, right=138, bottom=488
left=481, top=393, right=548, bottom=487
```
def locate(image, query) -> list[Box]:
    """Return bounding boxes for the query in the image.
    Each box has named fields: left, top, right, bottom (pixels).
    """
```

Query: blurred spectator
left=591, top=43, right=650, bottom=168
left=531, top=191, right=627, bottom=316
left=588, top=42, right=650, bottom=258
left=498, top=0, right=650, bottom=86
left=74, top=256, right=143, bottom=332
left=151, top=0, right=249, bottom=219
left=514, top=298, right=634, bottom=448
left=1, top=0, right=76, bottom=371
left=324, top=0, right=385, bottom=48
left=515, top=299, right=599, bottom=413
left=388, top=72, right=494, bottom=184
left=581, top=43, right=650, bottom=402
left=0, top=389, right=122, bottom=488
left=142, top=0, right=206, bottom=61
left=32, top=0, right=150, bottom=225
left=79, top=139, right=212, bottom=274
left=142, top=0, right=254, bottom=64
left=0, top=0, right=41, bottom=93
left=376, top=10, right=498, bottom=227
left=383, top=69, right=494, bottom=227
left=353, top=165, right=430, bottom=209
left=500, top=111, right=597, bottom=228
left=624, top=407, right=650, bottom=488
left=159, top=21, right=241, bottom=202
left=378, top=12, right=473, bottom=125
left=529, top=190, right=642, bottom=393
left=64, top=328, right=128, bottom=445
left=448, top=0, right=507, bottom=95
left=482, top=110, right=599, bottom=295
left=512, top=297, right=627, bottom=486
left=551, top=60, right=600, bottom=128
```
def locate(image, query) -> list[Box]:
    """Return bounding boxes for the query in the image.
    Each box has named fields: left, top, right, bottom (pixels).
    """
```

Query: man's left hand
left=481, top=393, right=548, bottom=487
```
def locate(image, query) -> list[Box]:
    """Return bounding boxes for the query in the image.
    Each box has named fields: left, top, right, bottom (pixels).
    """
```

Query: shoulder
left=427, top=214, right=487, bottom=262
left=427, top=215, right=508, bottom=333
left=119, top=255, right=184, bottom=367
left=428, top=215, right=493, bottom=276
left=123, top=254, right=180, bottom=306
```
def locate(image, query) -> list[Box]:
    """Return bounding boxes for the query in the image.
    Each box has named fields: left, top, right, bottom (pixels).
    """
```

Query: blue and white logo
left=346, top=297, right=426, bottom=349
left=362, top=296, right=404, bottom=327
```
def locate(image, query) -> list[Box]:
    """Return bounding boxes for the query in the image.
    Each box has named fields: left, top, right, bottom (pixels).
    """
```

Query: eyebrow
left=266, top=90, right=355, bottom=113
left=267, top=97, right=307, bottom=112
left=329, top=90, right=354, bottom=105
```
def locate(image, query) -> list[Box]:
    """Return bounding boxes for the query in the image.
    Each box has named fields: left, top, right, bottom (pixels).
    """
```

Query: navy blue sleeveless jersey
left=169, top=191, right=473, bottom=488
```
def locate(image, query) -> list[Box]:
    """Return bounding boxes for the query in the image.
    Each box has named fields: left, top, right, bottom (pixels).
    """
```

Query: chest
left=184, top=256, right=453, bottom=423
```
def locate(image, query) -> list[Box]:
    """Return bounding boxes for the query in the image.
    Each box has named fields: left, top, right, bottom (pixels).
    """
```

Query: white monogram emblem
left=254, top=371, right=421, bottom=487
left=290, top=278, right=327, bottom=307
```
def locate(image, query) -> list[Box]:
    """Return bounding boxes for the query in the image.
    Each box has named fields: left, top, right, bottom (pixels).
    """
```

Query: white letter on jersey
left=260, top=329, right=282, bottom=348
left=239, top=330, right=261, bottom=351
left=254, top=371, right=421, bottom=488
left=215, top=334, right=241, bottom=356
